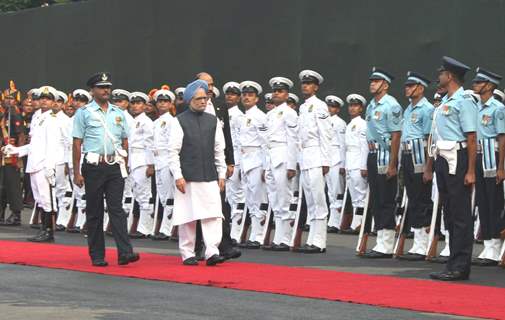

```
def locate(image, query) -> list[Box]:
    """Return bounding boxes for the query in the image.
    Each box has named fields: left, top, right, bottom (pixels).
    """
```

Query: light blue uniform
left=72, top=101, right=129, bottom=155
left=434, top=87, right=477, bottom=141
left=401, top=97, right=434, bottom=142
left=366, top=94, right=403, bottom=147
left=477, top=97, right=505, bottom=139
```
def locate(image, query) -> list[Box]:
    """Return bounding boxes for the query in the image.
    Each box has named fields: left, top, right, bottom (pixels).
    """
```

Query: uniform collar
left=88, top=100, right=116, bottom=113
left=305, top=95, right=318, bottom=104
left=245, top=105, right=258, bottom=114
left=445, top=86, right=464, bottom=102
left=479, top=96, right=497, bottom=109
left=159, top=112, right=173, bottom=120
left=134, top=112, right=146, bottom=120
left=411, top=96, right=428, bottom=109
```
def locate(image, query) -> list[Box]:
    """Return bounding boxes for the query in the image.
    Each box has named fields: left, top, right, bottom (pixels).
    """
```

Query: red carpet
left=0, top=240, right=504, bottom=320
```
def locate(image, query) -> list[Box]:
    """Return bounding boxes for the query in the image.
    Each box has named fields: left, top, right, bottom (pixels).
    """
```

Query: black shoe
left=118, top=252, right=140, bottom=265
left=221, top=247, right=242, bottom=260
left=472, top=258, right=499, bottom=267
left=206, top=254, right=225, bottom=266
left=397, top=253, right=426, bottom=261
left=261, top=244, right=276, bottom=251
left=183, top=257, right=199, bottom=266
left=429, top=256, right=449, bottom=264
left=271, top=243, right=290, bottom=252
left=55, top=224, right=66, bottom=232
left=92, top=259, right=109, bottom=267
left=151, top=233, right=169, bottom=241
left=303, top=245, right=326, bottom=254
left=361, top=250, right=393, bottom=259
left=340, top=228, right=359, bottom=235
left=231, top=239, right=238, bottom=247
left=66, top=227, right=80, bottom=233
left=429, top=270, right=469, bottom=281
left=27, top=230, right=54, bottom=243
left=327, top=226, right=339, bottom=234
left=129, top=232, right=146, bottom=239
left=239, top=240, right=261, bottom=249
left=292, top=244, right=312, bottom=253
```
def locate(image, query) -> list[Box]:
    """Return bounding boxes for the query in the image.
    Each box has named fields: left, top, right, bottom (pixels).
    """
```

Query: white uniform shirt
left=205, top=100, right=216, bottom=115
left=55, top=110, right=71, bottom=165
left=153, top=112, right=174, bottom=170
left=128, top=112, right=154, bottom=170
left=345, top=116, right=368, bottom=170
left=265, top=103, right=298, bottom=170
left=23, top=110, right=60, bottom=173
left=329, top=114, right=347, bottom=167
left=228, top=105, right=245, bottom=165
left=298, top=95, right=332, bottom=170
left=237, top=105, right=267, bottom=172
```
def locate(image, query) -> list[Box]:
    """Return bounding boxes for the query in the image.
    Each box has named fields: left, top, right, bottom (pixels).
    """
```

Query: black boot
left=0, top=208, right=5, bottom=224
left=27, top=212, right=54, bottom=243
left=3, top=211, right=21, bottom=226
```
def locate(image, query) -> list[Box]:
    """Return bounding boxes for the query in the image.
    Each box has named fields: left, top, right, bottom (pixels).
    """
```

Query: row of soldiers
left=1, top=56, right=505, bottom=279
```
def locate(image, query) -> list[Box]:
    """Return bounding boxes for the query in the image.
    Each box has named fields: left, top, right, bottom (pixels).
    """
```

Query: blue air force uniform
left=472, top=68, right=505, bottom=265
left=399, top=72, right=435, bottom=259
left=431, top=57, right=477, bottom=280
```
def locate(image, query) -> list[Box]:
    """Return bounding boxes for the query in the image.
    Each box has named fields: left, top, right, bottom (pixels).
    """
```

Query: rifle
left=356, top=187, right=370, bottom=255
left=393, top=188, right=408, bottom=258
left=289, top=182, right=304, bottom=250
left=426, top=183, right=440, bottom=260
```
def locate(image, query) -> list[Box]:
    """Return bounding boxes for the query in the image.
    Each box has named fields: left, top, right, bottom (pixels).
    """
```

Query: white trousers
left=226, top=164, right=245, bottom=219
left=301, top=167, right=328, bottom=221
left=243, top=166, right=268, bottom=219
left=55, top=164, right=73, bottom=226
left=325, top=164, right=345, bottom=228
left=346, top=169, right=368, bottom=208
left=178, top=217, right=222, bottom=260
left=156, top=166, right=175, bottom=236
left=130, top=166, right=153, bottom=235
left=265, top=162, right=296, bottom=221
left=30, top=170, right=55, bottom=212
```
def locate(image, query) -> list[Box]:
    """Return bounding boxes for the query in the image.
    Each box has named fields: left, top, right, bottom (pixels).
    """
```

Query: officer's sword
left=339, top=184, right=349, bottom=230
left=289, top=182, right=303, bottom=249
left=150, top=193, right=161, bottom=236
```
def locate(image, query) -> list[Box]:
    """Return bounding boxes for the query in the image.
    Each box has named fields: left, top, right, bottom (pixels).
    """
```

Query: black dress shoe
left=92, top=259, right=109, bottom=267
left=429, top=270, right=469, bottom=281
left=55, top=224, right=66, bottom=232
left=151, top=233, right=169, bottom=241
left=27, top=230, right=54, bottom=243
left=118, top=252, right=140, bottom=265
left=303, top=245, right=326, bottom=254
left=271, top=243, right=290, bottom=252
left=222, top=247, right=242, bottom=260
left=292, top=244, right=312, bottom=253
left=261, top=244, right=275, bottom=251
left=340, top=228, right=359, bottom=235
left=231, top=239, right=238, bottom=247
left=239, top=240, right=261, bottom=249
left=327, top=226, right=340, bottom=234
left=128, top=232, right=146, bottom=239
left=66, top=227, right=80, bottom=233
left=206, top=254, right=225, bottom=266
left=398, top=253, right=426, bottom=261
left=361, top=250, right=393, bottom=259
left=429, top=256, right=449, bottom=264
left=183, top=257, right=199, bottom=266
left=472, top=258, right=499, bottom=267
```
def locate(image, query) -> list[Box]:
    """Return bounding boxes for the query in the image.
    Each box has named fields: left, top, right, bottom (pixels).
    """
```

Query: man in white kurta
left=168, top=80, right=227, bottom=266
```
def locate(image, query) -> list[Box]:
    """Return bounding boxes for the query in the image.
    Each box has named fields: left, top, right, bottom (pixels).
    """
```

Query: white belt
left=268, top=142, right=287, bottom=149
left=153, top=150, right=169, bottom=156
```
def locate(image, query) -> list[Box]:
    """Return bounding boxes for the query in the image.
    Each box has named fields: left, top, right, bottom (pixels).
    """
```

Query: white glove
left=2, top=144, right=18, bottom=156
left=45, top=167, right=56, bottom=186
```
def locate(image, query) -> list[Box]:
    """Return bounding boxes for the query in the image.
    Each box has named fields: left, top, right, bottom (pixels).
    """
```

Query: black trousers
left=401, top=152, right=433, bottom=230
left=475, top=153, right=504, bottom=239
left=82, top=162, right=133, bottom=260
left=0, top=165, right=23, bottom=212
left=367, top=153, right=397, bottom=230
left=434, top=150, right=473, bottom=275
left=195, top=189, right=233, bottom=254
